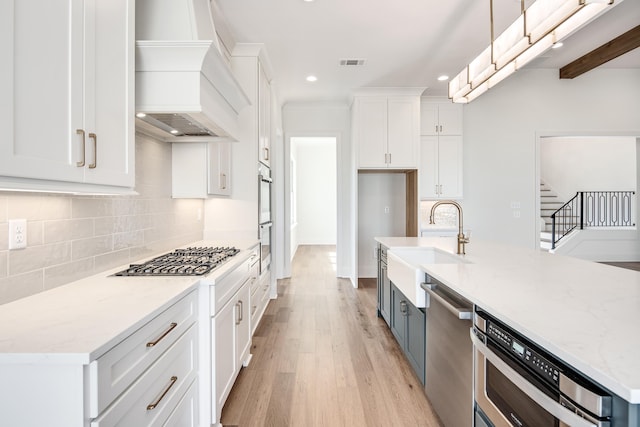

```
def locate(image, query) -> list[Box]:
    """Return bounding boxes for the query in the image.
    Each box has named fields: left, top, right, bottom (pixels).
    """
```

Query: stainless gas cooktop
left=114, top=247, right=240, bottom=276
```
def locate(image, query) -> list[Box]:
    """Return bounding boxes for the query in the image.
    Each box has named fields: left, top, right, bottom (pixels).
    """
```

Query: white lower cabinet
left=251, top=266, right=271, bottom=335
left=163, top=380, right=198, bottom=427
left=0, top=291, right=198, bottom=427
left=90, top=326, right=198, bottom=427
left=200, top=251, right=255, bottom=426
left=215, top=282, right=251, bottom=412
left=89, top=292, right=199, bottom=427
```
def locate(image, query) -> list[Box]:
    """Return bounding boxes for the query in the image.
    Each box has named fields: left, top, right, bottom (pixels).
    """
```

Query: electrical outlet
left=8, top=219, right=27, bottom=250
left=373, top=246, right=378, bottom=259
left=384, top=206, right=390, bottom=214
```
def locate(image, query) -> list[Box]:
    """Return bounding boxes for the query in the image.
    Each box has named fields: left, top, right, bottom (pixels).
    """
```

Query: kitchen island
left=377, top=236, right=640, bottom=408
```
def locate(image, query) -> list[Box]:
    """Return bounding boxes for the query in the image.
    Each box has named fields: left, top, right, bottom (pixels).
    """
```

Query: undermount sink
left=387, top=247, right=469, bottom=308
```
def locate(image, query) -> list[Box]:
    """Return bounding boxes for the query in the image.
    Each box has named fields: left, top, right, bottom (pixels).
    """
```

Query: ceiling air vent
left=340, top=59, right=366, bottom=66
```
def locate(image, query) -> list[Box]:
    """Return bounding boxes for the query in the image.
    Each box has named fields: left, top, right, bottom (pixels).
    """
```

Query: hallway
left=220, top=245, right=441, bottom=426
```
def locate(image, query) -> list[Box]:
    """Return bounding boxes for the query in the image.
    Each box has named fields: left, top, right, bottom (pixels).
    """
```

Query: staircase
left=540, top=180, right=565, bottom=250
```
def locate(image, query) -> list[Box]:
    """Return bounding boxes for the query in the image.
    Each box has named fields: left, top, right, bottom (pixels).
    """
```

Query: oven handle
left=470, top=330, right=597, bottom=427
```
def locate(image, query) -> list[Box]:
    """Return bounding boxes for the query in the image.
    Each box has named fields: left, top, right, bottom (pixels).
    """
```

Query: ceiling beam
left=560, top=25, right=640, bottom=79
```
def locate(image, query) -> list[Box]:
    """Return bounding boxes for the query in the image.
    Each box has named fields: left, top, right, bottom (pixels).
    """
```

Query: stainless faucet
left=429, top=200, right=469, bottom=255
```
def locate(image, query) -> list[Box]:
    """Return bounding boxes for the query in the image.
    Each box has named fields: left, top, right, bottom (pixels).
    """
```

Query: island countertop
left=376, top=236, right=640, bottom=404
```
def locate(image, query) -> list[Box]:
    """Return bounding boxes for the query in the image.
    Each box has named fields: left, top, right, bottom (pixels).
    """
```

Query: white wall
left=358, top=173, right=406, bottom=278
left=293, top=137, right=337, bottom=245
left=463, top=68, right=640, bottom=250
left=541, top=136, right=636, bottom=201
left=281, top=102, right=351, bottom=279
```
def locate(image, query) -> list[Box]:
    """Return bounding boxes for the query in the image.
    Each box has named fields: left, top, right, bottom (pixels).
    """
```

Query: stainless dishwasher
left=421, top=274, right=473, bottom=427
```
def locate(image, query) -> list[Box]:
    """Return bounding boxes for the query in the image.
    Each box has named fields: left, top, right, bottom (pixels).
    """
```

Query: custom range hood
left=135, top=0, right=249, bottom=142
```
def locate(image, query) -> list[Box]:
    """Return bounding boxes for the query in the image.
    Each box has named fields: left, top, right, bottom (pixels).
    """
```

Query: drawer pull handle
left=146, top=322, right=177, bottom=347
left=146, top=376, right=178, bottom=411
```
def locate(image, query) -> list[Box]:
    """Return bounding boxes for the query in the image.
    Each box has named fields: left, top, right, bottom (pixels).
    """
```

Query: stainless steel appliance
left=258, top=163, right=272, bottom=275
left=421, top=275, right=473, bottom=427
left=258, top=163, right=272, bottom=225
left=472, top=309, right=615, bottom=427
left=113, top=247, right=239, bottom=276
left=259, top=221, right=272, bottom=274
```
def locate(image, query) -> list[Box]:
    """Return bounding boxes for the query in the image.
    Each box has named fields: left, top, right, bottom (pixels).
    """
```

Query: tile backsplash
left=420, top=201, right=459, bottom=228
left=0, top=133, right=204, bottom=305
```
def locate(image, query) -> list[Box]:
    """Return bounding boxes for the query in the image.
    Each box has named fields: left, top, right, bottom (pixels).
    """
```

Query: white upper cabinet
left=355, top=93, right=421, bottom=169
left=420, top=102, right=463, bottom=136
left=172, top=141, right=231, bottom=198
left=419, top=99, right=464, bottom=199
left=420, top=136, right=463, bottom=199
left=0, top=0, right=135, bottom=193
left=258, top=65, right=272, bottom=167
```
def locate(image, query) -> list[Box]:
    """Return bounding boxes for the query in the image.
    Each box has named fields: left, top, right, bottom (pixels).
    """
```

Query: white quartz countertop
left=0, top=240, right=258, bottom=364
left=376, top=236, right=640, bottom=404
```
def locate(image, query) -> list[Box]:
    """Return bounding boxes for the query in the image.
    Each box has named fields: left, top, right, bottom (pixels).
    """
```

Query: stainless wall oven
left=258, top=163, right=272, bottom=225
left=258, top=163, right=272, bottom=275
left=472, top=309, right=621, bottom=427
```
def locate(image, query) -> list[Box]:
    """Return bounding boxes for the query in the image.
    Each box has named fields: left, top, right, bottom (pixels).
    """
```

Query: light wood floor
left=220, top=245, right=441, bottom=427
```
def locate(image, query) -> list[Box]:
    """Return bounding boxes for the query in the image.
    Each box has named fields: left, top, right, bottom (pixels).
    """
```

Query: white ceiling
left=216, top=0, right=640, bottom=104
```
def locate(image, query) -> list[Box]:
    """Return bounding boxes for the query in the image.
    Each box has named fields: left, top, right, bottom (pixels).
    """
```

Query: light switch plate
left=8, top=219, right=27, bottom=250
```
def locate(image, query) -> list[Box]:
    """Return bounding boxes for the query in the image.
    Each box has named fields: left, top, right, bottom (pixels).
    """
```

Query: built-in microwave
left=471, top=309, right=634, bottom=427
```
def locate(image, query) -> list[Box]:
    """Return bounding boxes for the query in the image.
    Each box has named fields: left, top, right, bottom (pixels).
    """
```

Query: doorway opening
left=290, top=136, right=338, bottom=269
left=537, top=135, right=638, bottom=259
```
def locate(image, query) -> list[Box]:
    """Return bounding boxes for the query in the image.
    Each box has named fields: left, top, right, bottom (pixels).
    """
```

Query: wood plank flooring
left=220, top=245, right=441, bottom=427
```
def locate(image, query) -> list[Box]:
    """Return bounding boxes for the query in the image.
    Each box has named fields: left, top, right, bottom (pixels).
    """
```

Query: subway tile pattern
left=0, top=134, right=204, bottom=305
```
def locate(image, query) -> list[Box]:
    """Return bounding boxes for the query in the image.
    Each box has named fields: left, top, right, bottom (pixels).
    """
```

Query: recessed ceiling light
left=437, top=75, right=450, bottom=81
left=170, top=129, right=179, bottom=134
left=306, top=75, right=318, bottom=82
left=136, top=112, right=146, bottom=118
left=552, top=42, right=564, bottom=49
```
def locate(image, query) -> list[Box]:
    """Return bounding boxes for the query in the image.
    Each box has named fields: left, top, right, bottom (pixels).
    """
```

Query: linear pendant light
left=449, top=0, right=620, bottom=104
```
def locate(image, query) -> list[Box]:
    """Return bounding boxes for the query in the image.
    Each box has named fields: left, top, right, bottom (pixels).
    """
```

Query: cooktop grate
left=114, top=246, right=239, bottom=276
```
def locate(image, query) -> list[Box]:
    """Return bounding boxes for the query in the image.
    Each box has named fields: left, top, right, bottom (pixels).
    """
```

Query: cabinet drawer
left=162, top=378, right=198, bottom=427
left=89, top=292, right=197, bottom=416
left=91, top=325, right=198, bottom=427
left=250, top=274, right=270, bottom=329
left=210, top=257, right=252, bottom=315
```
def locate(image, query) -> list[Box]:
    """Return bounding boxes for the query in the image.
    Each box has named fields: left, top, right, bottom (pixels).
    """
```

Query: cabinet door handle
left=220, top=173, right=226, bottom=190
left=88, top=133, right=97, bottom=169
left=146, top=322, right=177, bottom=347
left=264, top=147, right=270, bottom=161
left=239, top=300, right=244, bottom=322
left=400, top=300, right=407, bottom=315
left=435, top=125, right=438, bottom=134
left=146, top=376, right=178, bottom=411
left=76, top=129, right=85, bottom=167
left=439, top=125, right=443, bottom=133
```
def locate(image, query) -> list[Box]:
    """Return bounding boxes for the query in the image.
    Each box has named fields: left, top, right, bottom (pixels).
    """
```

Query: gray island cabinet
left=377, top=243, right=425, bottom=384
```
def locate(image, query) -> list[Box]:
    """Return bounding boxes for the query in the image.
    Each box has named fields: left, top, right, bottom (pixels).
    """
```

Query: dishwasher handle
left=421, top=282, right=472, bottom=320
